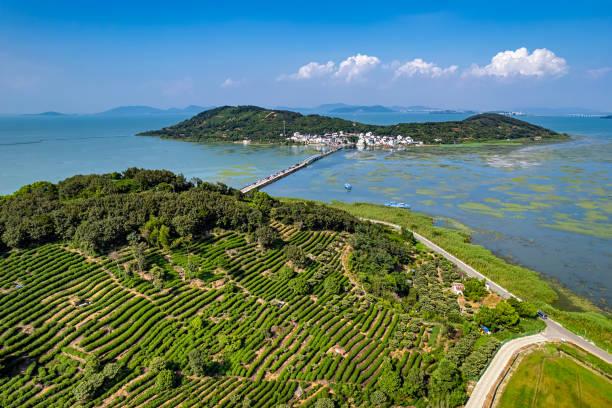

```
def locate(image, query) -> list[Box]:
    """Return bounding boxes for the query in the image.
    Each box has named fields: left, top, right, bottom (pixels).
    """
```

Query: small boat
left=344, top=183, right=352, bottom=191
left=384, top=201, right=411, bottom=209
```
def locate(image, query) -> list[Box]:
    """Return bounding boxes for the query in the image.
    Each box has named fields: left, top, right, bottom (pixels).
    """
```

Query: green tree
left=402, top=368, right=426, bottom=397
left=370, top=390, right=387, bottom=406
left=150, top=265, right=165, bottom=280
left=377, top=361, right=401, bottom=395
left=429, top=359, right=461, bottom=397
left=314, top=398, right=334, bottom=408
left=102, top=362, right=121, bottom=380
left=288, top=277, right=310, bottom=295
left=187, top=349, right=210, bottom=376
left=474, top=306, right=498, bottom=330
left=72, top=380, right=95, bottom=401
left=148, top=357, right=166, bottom=373
left=132, top=242, right=148, bottom=272
left=463, top=278, right=488, bottom=301
left=153, top=277, right=164, bottom=291
left=324, top=276, right=342, bottom=295
left=190, top=316, right=204, bottom=331
left=185, top=260, right=199, bottom=280
left=495, top=301, right=519, bottom=327
left=508, top=297, right=538, bottom=318
left=276, top=265, right=295, bottom=282
left=155, top=369, right=175, bottom=391
left=285, top=245, right=308, bottom=268
left=255, top=225, right=280, bottom=249
left=84, top=355, right=101, bottom=376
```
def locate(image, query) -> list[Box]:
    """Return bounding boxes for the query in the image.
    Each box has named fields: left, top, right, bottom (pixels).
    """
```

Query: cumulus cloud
left=280, top=61, right=335, bottom=80
left=278, top=54, right=379, bottom=82
left=466, top=47, right=568, bottom=78
left=394, top=58, right=458, bottom=79
left=334, top=54, right=380, bottom=82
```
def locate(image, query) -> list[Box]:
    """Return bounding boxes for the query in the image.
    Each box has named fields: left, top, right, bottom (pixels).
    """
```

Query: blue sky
left=1, top=0, right=611, bottom=113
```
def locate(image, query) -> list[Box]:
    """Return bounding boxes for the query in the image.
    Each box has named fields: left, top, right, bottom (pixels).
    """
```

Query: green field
left=496, top=344, right=612, bottom=408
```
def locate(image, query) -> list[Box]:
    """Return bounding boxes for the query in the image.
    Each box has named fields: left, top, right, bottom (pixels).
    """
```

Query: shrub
left=155, top=369, right=175, bottom=391
left=314, top=398, right=335, bottom=408
left=370, top=390, right=387, bottom=405
left=148, top=357, right=166, bottom=373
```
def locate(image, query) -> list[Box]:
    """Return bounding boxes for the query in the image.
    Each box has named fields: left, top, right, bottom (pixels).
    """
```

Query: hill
left=0, top=170, right=544, bottom=407
left=138, top=105, right=564, bottom=144
left=22, top=111, right=68, bottom=116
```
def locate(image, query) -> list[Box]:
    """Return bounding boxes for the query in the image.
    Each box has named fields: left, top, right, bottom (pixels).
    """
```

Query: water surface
left=0, top=112, right=610, bottom=309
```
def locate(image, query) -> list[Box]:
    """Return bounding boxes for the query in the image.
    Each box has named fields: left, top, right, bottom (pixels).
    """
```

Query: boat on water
left=384, top=201, right=411, bottom=209
left=344, top=183, right=352, bottom=191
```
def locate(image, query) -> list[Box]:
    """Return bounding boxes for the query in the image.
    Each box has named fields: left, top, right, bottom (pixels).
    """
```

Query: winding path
left=362, top=217, right=612, bottom=407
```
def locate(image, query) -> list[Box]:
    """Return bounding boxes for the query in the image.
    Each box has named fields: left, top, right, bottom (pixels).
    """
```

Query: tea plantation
left=0, top=170, right=541, bottom=407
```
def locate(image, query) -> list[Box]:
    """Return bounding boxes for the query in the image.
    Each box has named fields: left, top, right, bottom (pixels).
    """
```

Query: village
left=288, top=130, right=425, bottom=147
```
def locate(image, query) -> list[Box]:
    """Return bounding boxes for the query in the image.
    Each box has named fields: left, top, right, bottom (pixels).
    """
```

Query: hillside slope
left=0, top=170, right=544, bottom=407
left=138, top=105, right=564, bottom=143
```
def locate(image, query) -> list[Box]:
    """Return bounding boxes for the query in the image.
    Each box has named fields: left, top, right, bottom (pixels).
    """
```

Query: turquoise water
left=0, top=114, right=316, bottom=192
left=0, top=112, right=610, bottom=309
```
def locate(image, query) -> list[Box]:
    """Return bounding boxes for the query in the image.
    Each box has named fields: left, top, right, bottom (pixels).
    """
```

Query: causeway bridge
left=240, top=146, right=343, bottom=194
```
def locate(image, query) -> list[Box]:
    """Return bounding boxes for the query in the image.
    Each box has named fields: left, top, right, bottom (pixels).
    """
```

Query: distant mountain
left=22, top=111, right=68, bottom=116
left=138, top=105, right=565, bottom=144
left=602, top=115, right=612, bottom=119
left=329, top=105, right=396, bottom=113
left=96, top=105, right=210, bottom=116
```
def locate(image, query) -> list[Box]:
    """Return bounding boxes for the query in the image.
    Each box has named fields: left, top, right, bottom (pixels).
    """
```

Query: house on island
left=452, top=282, right=465, bottom=295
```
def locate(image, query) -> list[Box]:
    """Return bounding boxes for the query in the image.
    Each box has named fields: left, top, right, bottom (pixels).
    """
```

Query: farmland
left=495, top=343, right=612, bottom=408
left=0, top=170, right=543, bottom=407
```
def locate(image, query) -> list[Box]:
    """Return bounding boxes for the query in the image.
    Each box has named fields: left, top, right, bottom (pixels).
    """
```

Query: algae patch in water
left=217, top=165, right=258, bottom=177
left=527, top=183, right=556, bottom=193
left=419, top=199, right=436, bottom=206
left=458, top=202, right=505, bottom=218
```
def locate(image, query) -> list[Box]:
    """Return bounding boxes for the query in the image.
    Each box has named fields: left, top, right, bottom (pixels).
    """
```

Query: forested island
left=0, top=169, right=550, bottom=407
left=138, top=105, right=566, bottom=144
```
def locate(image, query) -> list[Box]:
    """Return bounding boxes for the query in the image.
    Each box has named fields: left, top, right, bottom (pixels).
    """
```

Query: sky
left=1, top=0, right=612, bottom=113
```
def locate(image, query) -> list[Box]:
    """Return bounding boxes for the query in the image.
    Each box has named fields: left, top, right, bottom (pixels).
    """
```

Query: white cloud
left=220, top=78, right=242, bottom=88
left=394, top=58, right=458, bottom=79
left=587, top=66, right=612, bottom=79
left=278, top=54, right=379, bottom=82
left=334, top=54, right=380, bottom=82
left=466, top=47, right=568, bottom=78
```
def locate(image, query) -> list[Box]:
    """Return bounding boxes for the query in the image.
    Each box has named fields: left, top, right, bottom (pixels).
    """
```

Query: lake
left=0, top=112, right=610, bottom=310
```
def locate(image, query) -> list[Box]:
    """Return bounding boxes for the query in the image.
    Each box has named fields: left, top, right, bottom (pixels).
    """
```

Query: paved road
left=363, top=217, right=612, bottom=405
left=465, top=333, right=547, bottom=408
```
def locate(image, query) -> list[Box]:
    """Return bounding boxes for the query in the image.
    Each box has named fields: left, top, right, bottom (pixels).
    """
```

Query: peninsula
left=137, top=105, right=566, bottom=145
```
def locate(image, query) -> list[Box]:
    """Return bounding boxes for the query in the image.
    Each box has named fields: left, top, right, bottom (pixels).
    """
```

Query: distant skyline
left=1, top=0, right=611, bottom=113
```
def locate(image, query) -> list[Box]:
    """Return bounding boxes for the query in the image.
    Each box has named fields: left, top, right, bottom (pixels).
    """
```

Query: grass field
left=496, top=344, right=612, bottom=408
